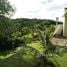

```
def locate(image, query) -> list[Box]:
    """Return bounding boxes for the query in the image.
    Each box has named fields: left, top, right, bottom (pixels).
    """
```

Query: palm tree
left=36, top=21, right=61, bottom=67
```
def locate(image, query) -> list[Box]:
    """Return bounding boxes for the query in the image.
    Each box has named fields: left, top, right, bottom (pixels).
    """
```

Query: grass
left=27, top=41, right=44, bottom=52
left=55, top=53, right=67, bottom=67
left=0, top=41, right=42, bottom=67
left=0, top=48, right=34, bottom=67
left=0, top=41, right=67, bottom=67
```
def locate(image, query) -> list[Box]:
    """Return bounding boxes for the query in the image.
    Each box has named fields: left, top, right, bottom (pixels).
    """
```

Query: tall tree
left=0, top=0, right=16, bottom=50
left=0, top=0, right=15, bottom=36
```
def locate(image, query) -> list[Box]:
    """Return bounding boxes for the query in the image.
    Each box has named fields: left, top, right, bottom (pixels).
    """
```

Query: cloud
left=9, top=0, right=67, bottom=21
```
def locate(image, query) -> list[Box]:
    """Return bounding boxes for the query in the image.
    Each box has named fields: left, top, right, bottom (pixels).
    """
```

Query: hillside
left=11, top=18, right=62, bottom=25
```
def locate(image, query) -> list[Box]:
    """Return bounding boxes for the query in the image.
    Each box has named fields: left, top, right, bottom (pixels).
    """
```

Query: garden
left=0, top=0, right=67, bottom=67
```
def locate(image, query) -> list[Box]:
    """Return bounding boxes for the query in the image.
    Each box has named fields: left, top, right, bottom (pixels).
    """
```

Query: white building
left=63, top=8, right=67, bottom=37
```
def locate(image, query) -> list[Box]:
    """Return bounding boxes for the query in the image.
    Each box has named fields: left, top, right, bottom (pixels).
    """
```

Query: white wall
left=63, top=8, right=67, bottom=37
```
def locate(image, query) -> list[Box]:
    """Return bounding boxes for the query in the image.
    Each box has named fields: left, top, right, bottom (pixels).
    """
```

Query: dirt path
left=51, top=37, right=67, bottom=47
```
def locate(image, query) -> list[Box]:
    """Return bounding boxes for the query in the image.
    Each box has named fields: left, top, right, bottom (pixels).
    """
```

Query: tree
left=0, top=0, right=14, bottom=17
left=36, top=21, right=62, bottom=67
left=0, top=0, right=16, bottom=50
left=0, top=0, right=15, bottom=36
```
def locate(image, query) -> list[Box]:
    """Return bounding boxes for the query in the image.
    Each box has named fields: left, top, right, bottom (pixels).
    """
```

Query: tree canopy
left=0, top=0, right=14, bottom=16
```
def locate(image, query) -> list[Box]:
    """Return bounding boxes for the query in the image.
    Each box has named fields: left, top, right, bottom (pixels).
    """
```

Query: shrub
left=22, top=34, right=33, bottom=44
left=0, top=31, right=24, bottom=51
left=21, top=27, right=31, bottom=35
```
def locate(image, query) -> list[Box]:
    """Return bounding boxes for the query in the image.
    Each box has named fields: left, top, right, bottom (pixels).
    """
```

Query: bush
left=0, top=36, right=12, bottom=50
left=0, top=31, right=25, bottom=51
left=22, top=34, right=33, bottom=44
left=21, top=27, right=31, bottom=35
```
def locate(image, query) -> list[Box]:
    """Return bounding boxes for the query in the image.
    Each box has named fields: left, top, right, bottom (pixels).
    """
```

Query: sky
left=9, top=0, right=67, bottom=21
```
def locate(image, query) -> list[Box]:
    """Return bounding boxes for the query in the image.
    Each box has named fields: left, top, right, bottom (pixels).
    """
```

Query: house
left=54, top=8, right=67, bottom=37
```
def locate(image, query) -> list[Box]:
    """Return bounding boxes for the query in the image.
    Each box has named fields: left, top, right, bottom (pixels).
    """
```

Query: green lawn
left=55, top=53, right=67, bottom=67
left=0, top=41, right=67, bottom=67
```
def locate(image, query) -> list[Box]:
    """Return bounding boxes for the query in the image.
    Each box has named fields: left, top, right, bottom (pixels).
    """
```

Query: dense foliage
left=0, top=0, right=65, bottom=67
left=0, top=0, right=62, bottom=51
left=0, top=0, right=16, bottom=50
left=0, top=14, right=60, bottom=50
